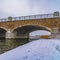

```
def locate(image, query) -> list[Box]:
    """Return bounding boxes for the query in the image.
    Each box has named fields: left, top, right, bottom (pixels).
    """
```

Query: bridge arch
left=0, top=28, right=7, bottom=38
left=12, top=25, right=52, bottom=36
left=0, top=27, right=7, bottom=31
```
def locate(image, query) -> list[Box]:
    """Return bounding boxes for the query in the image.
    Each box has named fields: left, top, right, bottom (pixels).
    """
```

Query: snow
left=0, top=39, right=60, bottom=60
left=30, top=30, right=51, bottom=36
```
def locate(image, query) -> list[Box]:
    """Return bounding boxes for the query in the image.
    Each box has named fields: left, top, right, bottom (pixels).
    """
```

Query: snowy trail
left=0, top=39, right=60, bottom=60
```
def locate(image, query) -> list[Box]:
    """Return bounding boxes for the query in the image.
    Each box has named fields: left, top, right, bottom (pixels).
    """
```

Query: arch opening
left=29, top=30, right=51, bottom=40
left=0, top=28, right=7, bottom=38
left=12, top=25, right=52, bottom=39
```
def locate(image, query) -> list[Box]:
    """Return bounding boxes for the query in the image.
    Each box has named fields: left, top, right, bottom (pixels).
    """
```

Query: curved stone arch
left=0, top=27, right=7, bottom=38
left=38, top=25, right=53, bottom=32
left=12, top=24, right=52, bottom=33
left=0, top=27, right=7, bottom=32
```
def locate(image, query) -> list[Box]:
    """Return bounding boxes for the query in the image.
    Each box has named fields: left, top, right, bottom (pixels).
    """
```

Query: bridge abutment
left=51, top=27, right=60, bottom=38
left=6, top=31, right=16, bottom=38
left=6, top=31, right=29, bottom=39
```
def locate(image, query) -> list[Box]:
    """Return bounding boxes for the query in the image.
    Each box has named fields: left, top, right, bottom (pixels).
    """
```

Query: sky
left=0, top=0, right=60, bottom=18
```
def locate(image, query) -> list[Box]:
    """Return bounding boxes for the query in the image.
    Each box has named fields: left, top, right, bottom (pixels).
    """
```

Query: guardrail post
left=8, top=16, right=12, bottom=21
left=53, top=11, right=59, bottom=17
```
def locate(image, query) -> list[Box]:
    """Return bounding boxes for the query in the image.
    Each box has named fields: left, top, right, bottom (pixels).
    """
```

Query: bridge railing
left=12, top=14, right=54, bottom=21
left=0, top=13, right=60, bottom=22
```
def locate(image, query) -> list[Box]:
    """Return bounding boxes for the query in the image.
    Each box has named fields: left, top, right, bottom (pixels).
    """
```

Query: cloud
left=0, top=0, right=31, bottom=18
left=0, top=0, right=60, bottom=18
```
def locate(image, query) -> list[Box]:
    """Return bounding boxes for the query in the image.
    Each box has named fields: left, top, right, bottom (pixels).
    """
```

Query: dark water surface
left=0, top=38, right=29, bottom=54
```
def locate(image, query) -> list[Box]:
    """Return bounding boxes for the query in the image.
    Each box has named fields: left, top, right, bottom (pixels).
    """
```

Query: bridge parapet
left=0, top=12, right=60, bottom=22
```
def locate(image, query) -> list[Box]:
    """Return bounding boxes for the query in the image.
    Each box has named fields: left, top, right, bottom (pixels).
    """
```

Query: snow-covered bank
left=0, top=39, right=60, bottom=60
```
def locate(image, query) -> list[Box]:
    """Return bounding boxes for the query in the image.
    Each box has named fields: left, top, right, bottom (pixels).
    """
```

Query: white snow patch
left=30, top=30, right=51, bottom=36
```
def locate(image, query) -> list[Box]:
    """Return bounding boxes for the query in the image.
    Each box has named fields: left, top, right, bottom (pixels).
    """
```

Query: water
left=0, top=38, right=29, bottom=54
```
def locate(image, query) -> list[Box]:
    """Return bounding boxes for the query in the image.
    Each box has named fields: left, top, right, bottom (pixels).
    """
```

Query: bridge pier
left=51, top=28, right=60, bottom=39
left=16, top=33, right=29, bottom=39
left=5, top=31, right=29, bottom=48
left=6, top=31, right=16, bottom=38
left=51, top=32, right=60, bottom=39
left=6, top=31, right=29, bottom=39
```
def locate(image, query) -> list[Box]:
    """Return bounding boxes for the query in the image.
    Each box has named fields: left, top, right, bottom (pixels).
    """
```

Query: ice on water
left=0, top=39, right=60, bottom=60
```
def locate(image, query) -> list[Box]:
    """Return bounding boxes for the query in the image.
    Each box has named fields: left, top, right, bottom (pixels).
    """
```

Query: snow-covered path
left=0, top=39, right=60, bottom=60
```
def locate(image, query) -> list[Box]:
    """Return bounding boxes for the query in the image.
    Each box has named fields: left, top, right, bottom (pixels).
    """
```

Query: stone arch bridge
left=0, top=12, right=60, bottom=38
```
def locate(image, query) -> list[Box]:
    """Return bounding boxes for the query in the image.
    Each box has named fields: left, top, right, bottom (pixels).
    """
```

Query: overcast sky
left=0, top=0, right=60, bottom=18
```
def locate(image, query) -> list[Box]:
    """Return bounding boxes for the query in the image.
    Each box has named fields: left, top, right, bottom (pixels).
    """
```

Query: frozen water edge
left=0, top=39, right=60, bottom=60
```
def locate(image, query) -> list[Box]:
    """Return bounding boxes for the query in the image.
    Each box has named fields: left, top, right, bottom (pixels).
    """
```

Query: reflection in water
left=0, top=38, right=29, bottom=54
